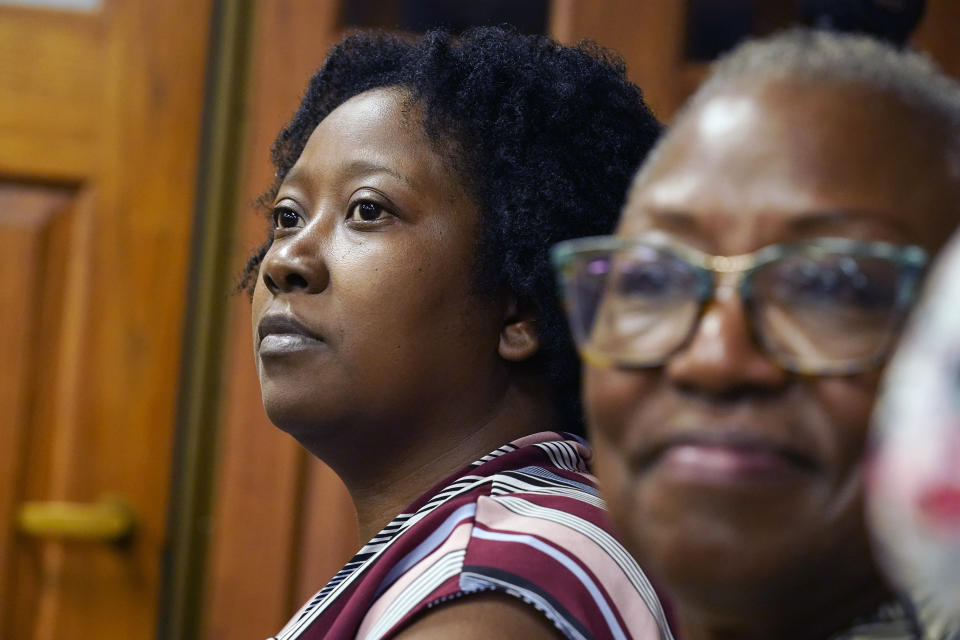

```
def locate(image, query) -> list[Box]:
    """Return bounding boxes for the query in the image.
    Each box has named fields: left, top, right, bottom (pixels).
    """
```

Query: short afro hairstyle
left=241, top=26, right=662, bottom=435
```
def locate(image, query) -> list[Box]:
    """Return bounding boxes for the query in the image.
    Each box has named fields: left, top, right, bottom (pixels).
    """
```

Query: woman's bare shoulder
left=391, top=592, right=564, bottom=640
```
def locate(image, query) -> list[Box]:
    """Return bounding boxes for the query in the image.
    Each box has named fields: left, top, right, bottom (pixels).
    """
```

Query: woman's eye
left=272, top=207, right=300, bottom=229
left=348, top=201, right=388, bottom=223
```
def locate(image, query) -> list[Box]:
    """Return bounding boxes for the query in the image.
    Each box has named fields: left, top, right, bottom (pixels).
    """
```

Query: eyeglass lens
left=749, top=254, right=905, bottom=370
left=569, top=246, right=701, bottom=367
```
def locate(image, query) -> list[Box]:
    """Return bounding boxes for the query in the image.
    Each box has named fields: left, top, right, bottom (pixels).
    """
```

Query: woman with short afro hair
left=247, top=26, right=670, bottom=640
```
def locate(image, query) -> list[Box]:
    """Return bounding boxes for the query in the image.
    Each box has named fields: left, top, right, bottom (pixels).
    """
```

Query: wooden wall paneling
left=912, top=0, right=960, bottom=79
left=552, top=0, right=960, bottom=123
left=201, top=349, right=307, bottom=640
left=549, top=0, right=689, bottom=120
left=202, top=1, right=356, bottom=638
left=293, top=459, right=358, bottom=604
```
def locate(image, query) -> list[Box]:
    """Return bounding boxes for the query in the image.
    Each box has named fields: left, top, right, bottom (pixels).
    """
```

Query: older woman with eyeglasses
left=553, top=29, right=960, bottom=640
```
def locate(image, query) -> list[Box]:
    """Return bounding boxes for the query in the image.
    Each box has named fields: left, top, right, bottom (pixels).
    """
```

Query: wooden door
left=0, top=2, right=211, bottom=639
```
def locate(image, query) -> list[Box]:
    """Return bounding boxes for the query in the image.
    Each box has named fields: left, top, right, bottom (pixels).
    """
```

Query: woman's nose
left=259, top=231, right=330, bottom=295
left=665, top=283, right=789, bottom=396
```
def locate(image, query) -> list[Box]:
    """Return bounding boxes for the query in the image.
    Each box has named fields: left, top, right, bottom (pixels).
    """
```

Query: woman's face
left=252, top=88, right=504, bottom=446
left=585, top=79, right=958, bottom=615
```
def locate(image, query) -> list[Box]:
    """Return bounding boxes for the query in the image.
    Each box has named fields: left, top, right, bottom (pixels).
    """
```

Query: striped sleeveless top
left=269, top=431, right=674, bottom=640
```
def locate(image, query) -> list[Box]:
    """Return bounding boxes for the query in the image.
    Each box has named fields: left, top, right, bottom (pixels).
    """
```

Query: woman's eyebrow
left=280, top=161, right=415, bottom=192
left=343, top=159, right=415, bottom=188
left=788, top=209, right=912, bottom=237
left=644, top=209, right=701, bottom=233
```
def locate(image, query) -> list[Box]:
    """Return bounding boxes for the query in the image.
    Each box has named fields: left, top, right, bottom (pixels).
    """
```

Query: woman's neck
left=348, top=422, right=525, bottom=544
left=314, top=376, right=558, bottom=545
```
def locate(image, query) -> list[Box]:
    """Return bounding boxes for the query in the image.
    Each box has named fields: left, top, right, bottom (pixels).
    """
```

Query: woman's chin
left=262, top=398, right=334, bottom=438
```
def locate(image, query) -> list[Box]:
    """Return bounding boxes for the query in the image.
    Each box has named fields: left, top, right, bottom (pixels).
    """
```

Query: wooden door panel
left=0, top=9, right=104, bottom=179
left=0, top=183, right=75, bottom=637
left=1, top=184, right=95, bottom=640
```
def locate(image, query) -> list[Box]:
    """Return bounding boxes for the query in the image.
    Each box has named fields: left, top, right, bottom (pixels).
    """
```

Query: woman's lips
left=259, top=332, right=325, bottom=356
left=634, top=434, right=818, bottom=487
left=656, top=443, right=810, bottom=485
left=257, top=313, right=325, bottom=357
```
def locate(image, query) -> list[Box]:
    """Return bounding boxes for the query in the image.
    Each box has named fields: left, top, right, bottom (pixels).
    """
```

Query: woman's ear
left=498, top=296, right=540, bottom=362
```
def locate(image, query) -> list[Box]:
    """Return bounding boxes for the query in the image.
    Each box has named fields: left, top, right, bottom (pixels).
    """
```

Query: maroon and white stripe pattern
left=270, top=432, right=674, bottom=640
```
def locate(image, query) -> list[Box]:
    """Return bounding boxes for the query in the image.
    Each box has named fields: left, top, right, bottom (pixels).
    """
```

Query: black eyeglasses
left=551, top=233, right=928, bottom=375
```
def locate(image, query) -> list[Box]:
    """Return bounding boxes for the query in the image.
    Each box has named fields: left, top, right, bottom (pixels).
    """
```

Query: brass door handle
left=16, top=497, right=136, bottom=543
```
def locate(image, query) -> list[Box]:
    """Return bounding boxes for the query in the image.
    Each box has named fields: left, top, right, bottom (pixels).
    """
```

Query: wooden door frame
left=158, top=1, right=255, bottom=638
